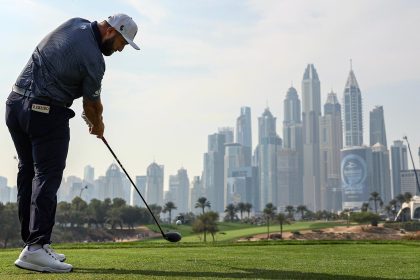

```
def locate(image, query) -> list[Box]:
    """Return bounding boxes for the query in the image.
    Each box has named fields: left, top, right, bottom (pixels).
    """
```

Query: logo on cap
left=120, top=25, right=124, bottom=31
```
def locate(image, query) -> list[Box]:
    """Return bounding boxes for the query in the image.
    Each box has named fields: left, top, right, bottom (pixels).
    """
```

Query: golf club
left=101, top=136, right=182, bottom=243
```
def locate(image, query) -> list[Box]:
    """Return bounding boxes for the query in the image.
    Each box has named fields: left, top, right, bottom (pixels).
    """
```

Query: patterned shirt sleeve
left=82, top=60, right=105, bottom=100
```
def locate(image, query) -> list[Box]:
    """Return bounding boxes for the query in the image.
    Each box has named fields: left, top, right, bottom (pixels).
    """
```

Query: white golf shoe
left=14, top=245, right=72, bottom=273
left=44, top=244, right=66, bottom=262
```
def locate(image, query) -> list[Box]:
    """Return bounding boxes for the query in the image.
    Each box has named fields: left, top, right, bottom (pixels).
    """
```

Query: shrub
left=350, top=212, right=380, bottom=226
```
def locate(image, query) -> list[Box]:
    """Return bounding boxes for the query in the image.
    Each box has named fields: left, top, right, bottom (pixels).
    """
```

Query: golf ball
left=176, top=220, right=182, bottom=225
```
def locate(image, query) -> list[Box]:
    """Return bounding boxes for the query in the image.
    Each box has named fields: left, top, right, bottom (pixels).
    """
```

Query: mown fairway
left=146, top=221, right=347, bottom=242
left=0, top=241, right=419, bottom=280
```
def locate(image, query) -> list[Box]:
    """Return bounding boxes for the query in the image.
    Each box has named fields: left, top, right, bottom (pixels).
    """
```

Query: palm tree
left=237, top=202, right=246, bottom=220
left=285, top=205, right=295, bottom=219
left=276, top=213, right=290, bottom=239
left=403, top=192, right=413, bottom=203
left=244, top=203, right=253, bottom=218
left=263, top=203, right=277, bottom=239
left=192, top=211, right=219, bottom=242
left=361, top=202, right=370, bottom=212
left=163, top=201, right=177, bottom=223
left=296, top=205, right=307, bottom=220
left=369, top=192, right=383, bottom=213
left=195, top=197, right=211, bottom=214
left=384, top=205, right=393, bottom=220
left=396, top=194, right=406, bottom=211
left=224, top=204, right=238, bottom=222
left=149, top=204, right=163, bottom=221
left=389, top=199, right=398, bottom=218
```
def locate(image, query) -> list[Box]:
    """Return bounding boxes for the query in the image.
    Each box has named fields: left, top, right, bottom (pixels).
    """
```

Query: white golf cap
left=106, top=13, right=140, bottom=50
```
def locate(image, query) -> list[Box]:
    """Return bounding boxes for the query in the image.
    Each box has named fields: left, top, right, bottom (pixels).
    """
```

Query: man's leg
left=5, top=94, right=34, bottom=243
left=13, top=105, right=74, bottom=273
left=26, top=114, right=70, bottom=246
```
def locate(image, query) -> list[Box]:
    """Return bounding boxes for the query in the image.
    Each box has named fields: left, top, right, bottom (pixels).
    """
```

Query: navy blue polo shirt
left=15, top=18, right=105, bottom=106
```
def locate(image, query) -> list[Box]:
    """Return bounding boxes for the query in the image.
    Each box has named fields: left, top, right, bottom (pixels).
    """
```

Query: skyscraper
left=372, top=143, right=392, bottom=203
left=277, top=148, right=299, bottom=209
left=283, top=86, right=303, bottom=205
left=83, top=165, right=95, bottom=184
left=0, top=176, right=10, bottom=204
left=341, top=146, right=373, bottom=210
left=224, top=143, right=252, bottom=208
left=256, top=108, right=282, bottom=211
left=370, top=106, right=387, bottom=147
left=131, top=175, right=146, bottom=207
left=146, top=162, right=164, bottom=206
left=400, top=170, right=420, bottom=196
left=390, top=140, right=408, bottom=197
left=190, top=176, right=204, bottom=213
left=343, top=65, right=363, bottom=147
left=101, top=163, right=125, bottom=201
left=236, top=107, right=252, bottom=166
left=302, top=64, right=321, bottom=211
left=320, top=92, right=343, bottom=211
left=170, top=168, right=190, bottom=214
left=203, top=132, right=227, bottom=213
left=218, top=127, right=234, bottom=144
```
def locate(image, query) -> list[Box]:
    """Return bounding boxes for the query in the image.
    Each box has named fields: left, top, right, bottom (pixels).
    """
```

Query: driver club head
left=164, top=231, right=182, bottom=243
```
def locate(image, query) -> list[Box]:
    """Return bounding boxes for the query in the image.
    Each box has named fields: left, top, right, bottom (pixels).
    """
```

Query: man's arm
left=83, top=97, right=104, bottom=138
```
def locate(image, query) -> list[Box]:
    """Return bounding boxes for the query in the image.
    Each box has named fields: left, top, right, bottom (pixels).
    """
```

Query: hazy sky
left=1, top=0, right=419, bottom=190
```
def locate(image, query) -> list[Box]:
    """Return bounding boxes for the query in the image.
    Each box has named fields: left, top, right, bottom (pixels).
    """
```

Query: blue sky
left=1, top=0, right=419, bottom=189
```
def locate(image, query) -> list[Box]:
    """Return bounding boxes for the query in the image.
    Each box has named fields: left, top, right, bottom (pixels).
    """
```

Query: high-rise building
left=390, top=140, right=408, bottom=197
left=370, top=106, right=387, bottom=147
left=341, top=146, right=373, bottom=210
left=319, top=92, right=343, bottom=211
left=83, top=165, right=95, bottom=183
left=190, top=176, right=205, bottom=213
left=9, top=186, right=17, bottom=203
left=283, top=86, right=303, bottom=205
left=146, top=163, right=164, bottom=206
left=224, top=143, right=255, bottom=208
left=256, top=108, right=282, bottom=211
left=218, top=127, right=234, bottom=144
left=131, top=175, right=146, bottom=207
left=343, top=65, right=363, bottom=147
left=102, top=163, right=125, bottom=201
left=371, top=143, right=392, bottom=203
left=277, top=148, right=299, bottom=209
left=400, top=170, right=420, bottom=196
left=172, top=168, right=190, bottom=214
left=302, top=64, right=321, bottom=211
left=203, top=132, right=227, bottom=213
left=236, top=107, right=252, bottom=166
left=0, top=176, right=10, bottom=204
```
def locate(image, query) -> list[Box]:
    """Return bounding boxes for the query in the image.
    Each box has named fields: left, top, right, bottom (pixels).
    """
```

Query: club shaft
left=101, top=137, right=166, bottom=237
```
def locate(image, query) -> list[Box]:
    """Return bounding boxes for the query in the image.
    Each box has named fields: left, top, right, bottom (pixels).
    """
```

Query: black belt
left=12, top=85, right=70, bottom=108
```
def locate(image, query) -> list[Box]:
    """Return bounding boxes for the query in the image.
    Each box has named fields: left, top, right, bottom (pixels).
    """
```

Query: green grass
left=0, top=241, right=419, bottom=279
left=147, top=221, right=347, bottom=242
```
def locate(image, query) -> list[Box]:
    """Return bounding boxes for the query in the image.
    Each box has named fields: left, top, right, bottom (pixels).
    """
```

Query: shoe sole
left=15, top=259, right=72, bottom=273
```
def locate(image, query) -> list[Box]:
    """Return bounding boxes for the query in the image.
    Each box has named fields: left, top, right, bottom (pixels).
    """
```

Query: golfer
left=5, top=13, right=139, bottom=273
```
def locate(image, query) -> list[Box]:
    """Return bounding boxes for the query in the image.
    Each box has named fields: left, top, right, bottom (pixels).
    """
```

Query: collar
left=91, top=21, right=102, bottom=49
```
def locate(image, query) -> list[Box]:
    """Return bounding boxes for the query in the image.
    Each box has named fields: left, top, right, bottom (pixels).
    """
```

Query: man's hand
left=89, top=119, right=105, bottom=138
left=83, top=97, right=105, bottom=139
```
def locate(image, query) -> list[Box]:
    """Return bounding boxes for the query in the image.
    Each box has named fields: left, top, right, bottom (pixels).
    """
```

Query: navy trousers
left=5, top=91, right=75, bottom=245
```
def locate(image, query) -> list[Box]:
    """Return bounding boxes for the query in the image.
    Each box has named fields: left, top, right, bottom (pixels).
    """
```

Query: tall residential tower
left=282, top=86, right=303, bottom=205
left=302, top=64, right=321, bottom=211
left=370, top=106, right=387, bottom=147
left=343, top=65, right=363, bottom=147
left=319, top=92, right=343, bottom=211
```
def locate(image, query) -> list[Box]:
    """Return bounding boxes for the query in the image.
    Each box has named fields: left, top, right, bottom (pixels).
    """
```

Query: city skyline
left=1, top=1, right=420, bottom=190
